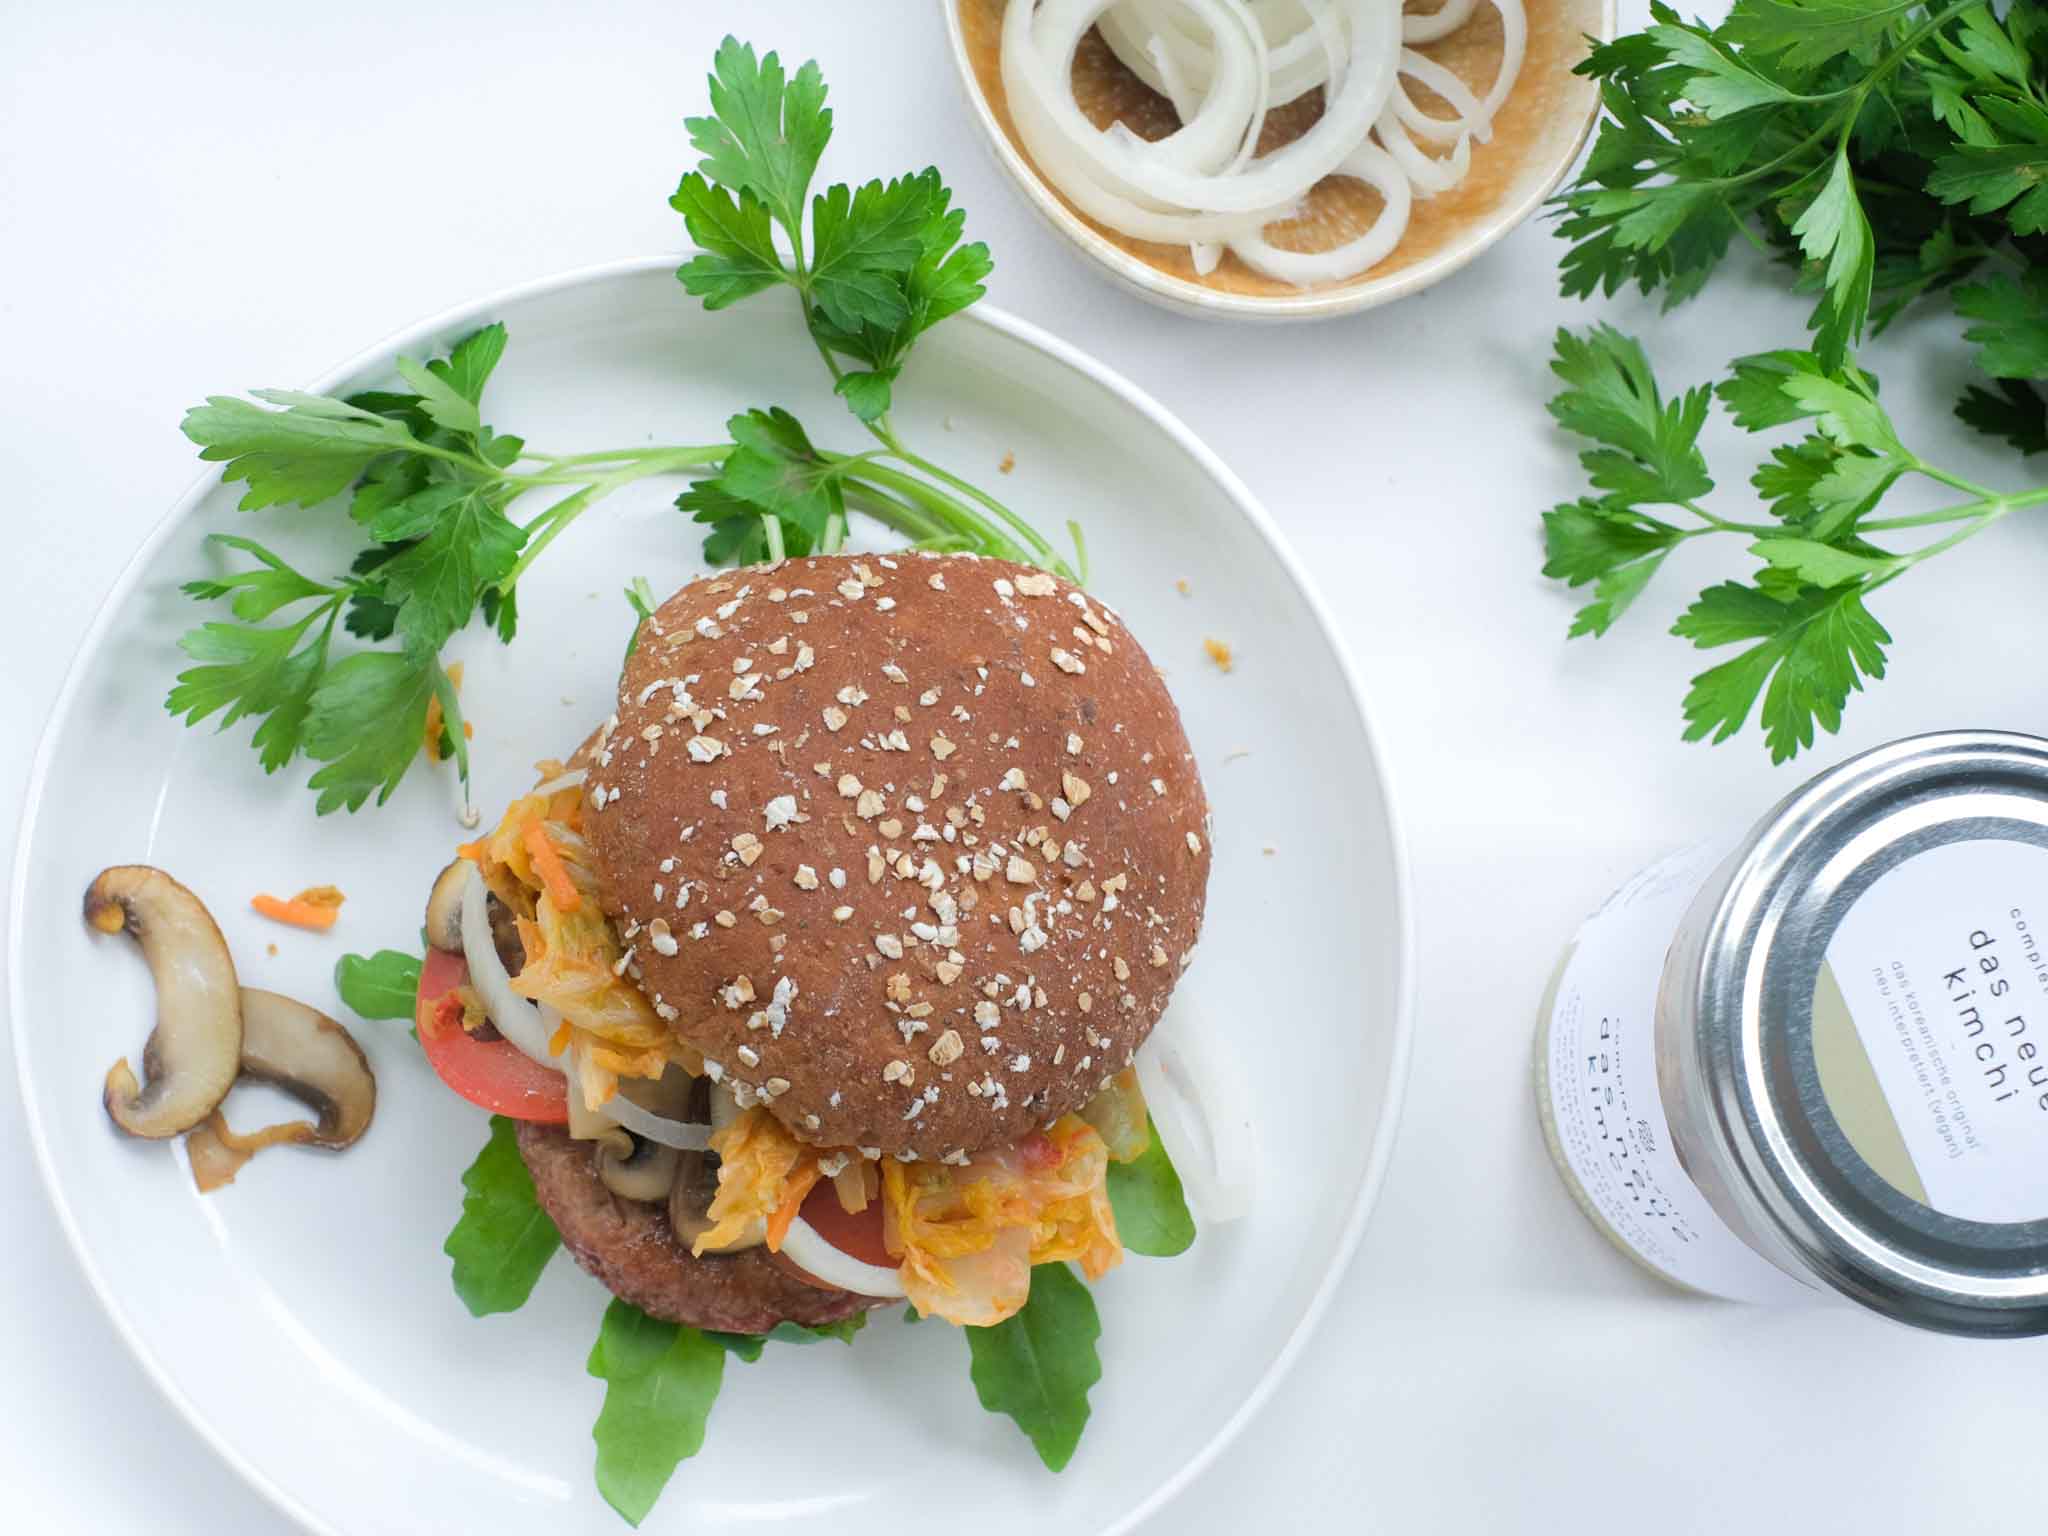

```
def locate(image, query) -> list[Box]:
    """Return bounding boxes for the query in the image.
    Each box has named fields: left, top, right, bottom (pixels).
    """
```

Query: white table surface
left=6, top=2, right=2045, bottom=1530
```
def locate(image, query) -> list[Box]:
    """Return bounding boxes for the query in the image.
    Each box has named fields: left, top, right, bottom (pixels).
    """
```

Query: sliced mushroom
left=424, top=860, right=471, bottom=953
left=237, top=988, right=377, bottom=1146
left=597, top=1133, right=681, bottom=1202
left=669, top=1147, right=743, bottom=1248
left=182, top=989, right=377, bottom=1194
left=86, top=865, right=243, bottom=1140
left=186, top=1109, right=330, bottom=1194
left=185, top=1114, right=252, bottom=1193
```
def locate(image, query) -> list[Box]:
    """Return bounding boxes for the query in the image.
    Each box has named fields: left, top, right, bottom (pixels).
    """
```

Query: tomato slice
left=795, top=1176, right=893, bottom=1270
left=415, top=947, right=568, bottom=1123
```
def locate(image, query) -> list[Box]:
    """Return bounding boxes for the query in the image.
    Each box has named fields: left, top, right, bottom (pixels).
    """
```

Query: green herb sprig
left=169, top=37, right=1081, bottom=816
left=1542, top=325, right=2048, bottom=762
left=1547, top=0, right=2047, bottom=759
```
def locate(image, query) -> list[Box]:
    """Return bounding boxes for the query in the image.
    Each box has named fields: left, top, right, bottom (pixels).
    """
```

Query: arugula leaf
left=1106, top=1119, right=1196, bottom=1257
left=686, top=37, right=830, bottom=237
left=334, top=949, right=421, bottom=1021
left=706, top=1314, right=870, bottom=1361
left=773, top=1314, right=867, bottom=1345
left=965, top=1263, right=1102, bottom=1473
left=1674, top=581, right=1892, bottom=763
left=588, top=1301, right=729, bottom=1527
left=444, top=1116, right=561, bottom=1317
left=302, top=648, right=439, bottom=814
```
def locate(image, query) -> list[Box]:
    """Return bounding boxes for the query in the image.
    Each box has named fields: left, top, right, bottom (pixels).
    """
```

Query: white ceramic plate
left=10, top=258, right=1412, bottom=1535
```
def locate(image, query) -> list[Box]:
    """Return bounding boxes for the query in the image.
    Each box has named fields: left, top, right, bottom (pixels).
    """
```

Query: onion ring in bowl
left=1392, top=47, right=1492, bottom=144
left=1020, top=0, right=1399, bottom=215
left=1375, top=102, right=1473, bottom=197
left=1228, top=142, right=1412, bottom=284
left=1401, top=0, right=1478, bottom=44
left=1004, top=4, right=1286, bottom=244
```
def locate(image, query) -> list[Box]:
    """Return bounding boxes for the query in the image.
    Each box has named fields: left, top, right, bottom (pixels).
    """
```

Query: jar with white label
left=1537, top=731, right=2048, bottom=1335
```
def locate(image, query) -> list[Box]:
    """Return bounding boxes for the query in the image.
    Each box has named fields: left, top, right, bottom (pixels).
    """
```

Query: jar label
left=1823, top=838, right=2048, bottom=1223
left=1542, top=845, right=1809, bottom=1303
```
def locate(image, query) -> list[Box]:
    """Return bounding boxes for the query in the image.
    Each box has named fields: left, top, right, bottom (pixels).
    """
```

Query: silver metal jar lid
left=1668, top=730, right=2048, bottom=1337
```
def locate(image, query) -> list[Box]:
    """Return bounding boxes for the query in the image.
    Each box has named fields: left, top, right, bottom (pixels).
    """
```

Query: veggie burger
left=415, top=551, right=1212, bottom=1331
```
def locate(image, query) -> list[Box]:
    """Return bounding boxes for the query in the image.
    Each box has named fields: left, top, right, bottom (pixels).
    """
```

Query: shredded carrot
left=766, top=1163, right=824, bottom=1252
left=548, top=1016, right=573, bottom=1056
left=456, top=841, right=485, bottom=863
left=252, top=892, right=341, bottom=931
left=521, top=822, right=582, bottom=912
left=424, top=662, right=466, bottom=761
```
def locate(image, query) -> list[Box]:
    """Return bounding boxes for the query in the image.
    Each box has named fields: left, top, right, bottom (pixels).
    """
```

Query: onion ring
left=1374, top=101, right=1473, bottom=197
left=1021, top=0, right=1399, bottom=214
left=1004, top=0, right=1289, bottom=242
left=1393, top=46, right=1492, bottom=144
left=1229, top=142, right=1412, bottom=283
left=1135, top=1002, right=1255, bottom=1224
left=458, top=865, right=559, bottom=1070
left=1401, top=0, right=1477, bottom=43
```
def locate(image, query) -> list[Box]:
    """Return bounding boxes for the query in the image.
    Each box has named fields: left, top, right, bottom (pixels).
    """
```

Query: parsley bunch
left=170, top=38, right=1081, bottom=817
left=1544, top=327, right=2048, bottom=761
left=1546, top=0, right=2048, bottom=759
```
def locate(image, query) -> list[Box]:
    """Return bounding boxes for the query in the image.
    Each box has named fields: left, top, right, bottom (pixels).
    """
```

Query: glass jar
left=1536, top=731, right=2048, bottom=1335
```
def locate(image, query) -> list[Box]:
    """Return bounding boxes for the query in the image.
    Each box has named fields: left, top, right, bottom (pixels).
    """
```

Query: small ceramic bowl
left=942, top=0, right=1617, bottom=321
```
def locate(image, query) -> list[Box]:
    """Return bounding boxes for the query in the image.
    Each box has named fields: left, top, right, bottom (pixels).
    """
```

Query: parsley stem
left=839, top=479, right=950, bottom=545
left=1684, top=503, right=1780, bottom=537
left=508, top=446, right=726, bottom=489
left=499, top=449, right=725, bottom=592
left=831, top=458, right=1023, bottom=556
left=1871, top=486, right=2048, bottom=540
left=877, top=435, right=1071, bottom=578
left=1908, top=460, right=1998, bottom=502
